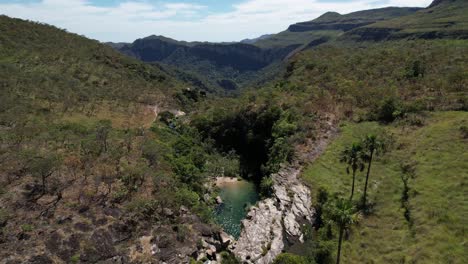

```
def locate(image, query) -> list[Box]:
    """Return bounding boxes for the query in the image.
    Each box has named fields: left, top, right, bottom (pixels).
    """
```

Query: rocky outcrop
left=232, top=116, right=338, bottom=264
left=231, top=167, right=314, bottom=264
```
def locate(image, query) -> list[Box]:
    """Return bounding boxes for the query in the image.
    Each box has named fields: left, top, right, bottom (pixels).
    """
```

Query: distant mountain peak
left=314, top=11, right=342, bottom=21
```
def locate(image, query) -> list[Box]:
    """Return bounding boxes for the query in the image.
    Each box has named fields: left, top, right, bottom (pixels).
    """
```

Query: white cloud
left=0, top=0, right=433, bottom=42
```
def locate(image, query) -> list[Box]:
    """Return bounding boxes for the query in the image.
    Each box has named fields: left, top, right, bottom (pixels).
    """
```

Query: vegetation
left=339, top=142, right=365, bottom=201
left=346, top=0, right=468, bottom=41
left=1, top=0, right=467, bottom=262
left=327, top=199, right=357, bottom=264
left=272, top=253, right=308, bottom=264
left=300, top=112, right=467, bottom=263
left=361, top=134, right=386, bottom=208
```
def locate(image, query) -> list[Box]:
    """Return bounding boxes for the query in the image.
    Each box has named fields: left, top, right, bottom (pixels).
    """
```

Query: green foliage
left=70, top=254, right=80, bottom=263
left=159, top=111, right=175, bottom=125
left=119, top=163, right=147, bottom=193
left=95, top=120, right=112, bottom=153
left=205, top=151, right=240, bottom=178
left=175, top=224, right=190, bottom=242
left=20, top=224, right=34, bottom=232
left=347, top=0, right=468, bottom=40
left=273, top=253, right=309, bottom=264
left=220, top=252, right=240, bottom=264
left=302, top=112, right=468, bottom=263
left=259, top=177, right=274, bottom=197
left=141, top=140, right=160, bottom=166
left=373, top=97, right=404, bottom=123
left=0, top=209, right=9, bottom=228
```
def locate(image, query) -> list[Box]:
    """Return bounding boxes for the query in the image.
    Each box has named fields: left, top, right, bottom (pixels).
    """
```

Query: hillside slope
left=253, top=7, right=421, bottom=49
left=0, top=16, right=230, bottom=264
left=300, top=112, right=467, bottom=263
left=344, top=0, right=468, bottom=41
left=0, top=16, right=182, bottom=108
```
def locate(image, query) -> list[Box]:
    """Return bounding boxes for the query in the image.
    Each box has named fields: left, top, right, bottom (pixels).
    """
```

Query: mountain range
left=109, top=0, right=468, bottom=92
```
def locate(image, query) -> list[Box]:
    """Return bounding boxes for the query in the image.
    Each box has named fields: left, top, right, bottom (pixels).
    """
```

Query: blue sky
left=0, top=0, right=433, bottom=42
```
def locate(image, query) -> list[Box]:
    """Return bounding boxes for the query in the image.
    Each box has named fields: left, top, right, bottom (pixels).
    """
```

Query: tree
left=340, top=142, right=365, bottom=201
left=29, top=154, right=61, bottom=194
left=361, top=134, right=385, bottom=208
left=328, top=199, right=357, bottom=264
left=95, top=120, right=112, bottom=153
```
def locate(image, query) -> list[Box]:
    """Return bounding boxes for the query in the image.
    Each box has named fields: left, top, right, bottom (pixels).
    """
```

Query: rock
left=197, top=252, right=207, bottom=261
left=203, top=194, right=211, bottom=203
left=179, top=205, right=189, bottom=214
left=81, top=229, right=116, bottom=263
left=56, top=215, right=72, bottom=224
left=74, top=222, right=91, bottom=232
left=200, top=239, right=209, bottom=249
left=28, top=254, right=53, bottom=264
left=206, top=249, right=216, bottom=260
left=36, top=195, right=56, bottom=206
left=219, top=231, right=234, bottom=247
left=96, top=256, right=127, bottom=264
left=78, top=205, right=90, bottom=214
left=194, top=223, right=213, bottom=237
left=17, top=232, right=30, bottom=240
left=151, top=243, right=160, bottom=255
left=163, top=208, right=174, bottom=217
left=108, top=221, right=133, bottom=243
left=215, top=196, right=223, bottom=204
left=103, top=207, right=121, bottom=218
left=232, top=167, right=315, bottom=264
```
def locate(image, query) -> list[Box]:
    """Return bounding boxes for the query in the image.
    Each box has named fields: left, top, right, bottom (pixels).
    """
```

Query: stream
left=213, top=178, right=259, bottom=238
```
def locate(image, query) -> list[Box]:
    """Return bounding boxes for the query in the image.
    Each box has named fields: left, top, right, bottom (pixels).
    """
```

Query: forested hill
left=0, top=15, right=225, bottom=263
left=248, top=7, right=420, bottom=50
left=0, top=15, right=184, bottom=110
left=109, top=2, right=467, bottom=93
left=112, top=35, right=300, bottom=92
left=343, top=0, right=468, bottom=41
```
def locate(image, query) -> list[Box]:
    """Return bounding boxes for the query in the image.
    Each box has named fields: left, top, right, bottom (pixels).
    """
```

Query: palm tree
left=340, top=142, right=365, bottom=201
left=328, top=198, right=356, bottom=264
left=361, top=135, right=385, bottom=207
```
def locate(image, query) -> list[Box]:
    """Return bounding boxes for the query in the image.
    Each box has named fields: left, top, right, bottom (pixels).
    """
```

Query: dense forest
left=0, top=0, right=467, bottom=263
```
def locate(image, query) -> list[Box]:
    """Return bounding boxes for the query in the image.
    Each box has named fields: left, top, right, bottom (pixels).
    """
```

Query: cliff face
left=119, top=36, right=297, bottom=70
left=343, top=0, right=468, bottom=41
left=114, top=36, right=300, bottom=92
left=287, top=7, right=421, bottom=32
left=232, top=167, right=314, bottom=263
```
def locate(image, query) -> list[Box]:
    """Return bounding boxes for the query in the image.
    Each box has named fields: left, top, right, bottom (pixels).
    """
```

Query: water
left=214, top=179, right=259, bottom=238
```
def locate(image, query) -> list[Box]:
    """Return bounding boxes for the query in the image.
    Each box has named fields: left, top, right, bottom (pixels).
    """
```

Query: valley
left=0, top=0, right=467, bottom=263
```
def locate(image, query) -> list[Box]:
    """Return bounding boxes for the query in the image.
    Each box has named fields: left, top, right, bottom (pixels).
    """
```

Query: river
left=213, top=178, right=259, bottom=238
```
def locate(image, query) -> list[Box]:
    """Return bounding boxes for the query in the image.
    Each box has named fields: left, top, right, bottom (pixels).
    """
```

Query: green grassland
left=301, top=111, right=468, bottom=263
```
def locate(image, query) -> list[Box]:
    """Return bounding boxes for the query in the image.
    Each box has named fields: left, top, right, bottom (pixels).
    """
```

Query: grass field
left=301, top=111, right=468, bottom=263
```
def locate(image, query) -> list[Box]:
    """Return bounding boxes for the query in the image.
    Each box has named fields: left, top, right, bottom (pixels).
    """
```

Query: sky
left=0, top=0, right=434, bottom=42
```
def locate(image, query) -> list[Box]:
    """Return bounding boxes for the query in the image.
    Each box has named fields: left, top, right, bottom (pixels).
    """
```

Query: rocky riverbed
left=230, top=116, right=337, bottom=263
left=230, top=166, right=314, bottom=263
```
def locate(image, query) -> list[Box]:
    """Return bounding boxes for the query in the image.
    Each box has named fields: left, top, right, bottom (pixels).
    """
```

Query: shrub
left=373, top=97, right=404, bottom=123
left=159, top=111, right=175, bottom=125
left=175, top=224, right=189, bottom=242
left=220, top=251, right=240, bottom=264
left=21, top=224, right=34, bottom=232
left=260, top=176, right=274, bottom=197
left=273, top=253, right=308, bottom=264
left=141, top=140, right=160, bottom=166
